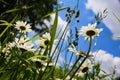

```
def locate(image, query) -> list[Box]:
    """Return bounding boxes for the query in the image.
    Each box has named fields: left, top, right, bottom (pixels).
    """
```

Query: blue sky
left=28, top=0, right=120, bottom=77
left=56, top=0, right=120, bottom=77
left=58, top=0, right=120, bottom=57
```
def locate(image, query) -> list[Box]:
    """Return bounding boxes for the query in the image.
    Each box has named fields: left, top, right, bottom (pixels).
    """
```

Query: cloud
left=93, top=50, right=120, bottom=78
left=85, top=0, right=120, bottom=36
left=28, top=14, right=69, bottom=41
left=44, top=14, right=69, bottom=40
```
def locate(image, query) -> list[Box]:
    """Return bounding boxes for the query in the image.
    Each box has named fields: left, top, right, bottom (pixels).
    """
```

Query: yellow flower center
left=20, top=48, right=27, bottom=52
left=20, top=26, right=26, bottom=30
left=44, top=40, right=49, bottom=45
left=82, top=66, right=89, bottom=73
left=35, top=61, right=42, bottom=68
left=86, top=30, right=96, bottom=36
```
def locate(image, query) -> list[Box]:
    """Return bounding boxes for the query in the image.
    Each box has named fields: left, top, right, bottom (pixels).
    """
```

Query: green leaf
left=0, top=15, right=18, bottom=38
left=0, top=0, right=8, bottom=4
left=41, top=8, right=58, bottom=80
left=0, top=20, right=12, bottom=26
left=5, top=9, right=19, bottom=13
left=26, top=55, right=47, bottom=61
left=49, top=8, right=58, bottom=55
left=0, top=9, right=19, bottom=18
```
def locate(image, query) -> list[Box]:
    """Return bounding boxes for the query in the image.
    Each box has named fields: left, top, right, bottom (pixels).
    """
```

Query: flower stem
left=69, top=36, right=92, bottom=80
left=39, top=21, right=70, bottom=80
left=63, top=55, right=81, bottom=80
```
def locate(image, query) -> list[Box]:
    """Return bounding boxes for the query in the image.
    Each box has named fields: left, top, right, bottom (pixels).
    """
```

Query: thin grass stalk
left=69, top=36, right=92, bottom=80
left=67, top=52, right=74, bottom=68
left=37, top=10, right=58, bottom=79
left=66, top=39, right=79, bottom=72
left=64, top=30, right=73, bottom=71
left=49, top=21, right=70, bottom=61
left=76, top=0, right=80, bottom=9
left=51, top=27, right=68, bottom=79
left=0, top=15, right=17, bottom=38
left=40, top=21, right=70, bottom=80
left=63, top=39, right=80, bottom=79
left=92, top=61, right=95, bottom=80
left=63, top=56, right=81, bottom=80
left=64, top=50, right=69, bottom=75
left=85, top=72, right=88, bottom=80
left=54, top=25, right=68, bottom=68
left=38, top=5, right=73, bottom=79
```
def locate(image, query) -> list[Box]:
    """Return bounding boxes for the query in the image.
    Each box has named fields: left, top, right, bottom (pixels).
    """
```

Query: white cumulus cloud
left=86, top=0, right=120, bottom=36
left=93, top=50, right=120, bottom=78
left=29, top=14, right=69, bottom=41
left=44, top=14, right=69, bottom=40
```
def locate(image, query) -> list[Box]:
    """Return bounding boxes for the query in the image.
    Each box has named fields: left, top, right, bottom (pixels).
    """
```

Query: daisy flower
left=81, top=60, right=91, bottom=73
left=42, top=32, right=51, bottom=41
left=9, top=37, right=35, bottom=52
left=14, top=21, right=32, bottom=33
left=77, top=59, right=92, bottom=77
left=36, top=32, right=51, bottom=48
left=2, top=46, right=10, bottom=54
left=79, top=23, right=103, bottom=40
left=18, top=41, right=35, bottom=52
left=36, top=39, right=50, bottom=48
left=68, top=44, right=86, bottom=57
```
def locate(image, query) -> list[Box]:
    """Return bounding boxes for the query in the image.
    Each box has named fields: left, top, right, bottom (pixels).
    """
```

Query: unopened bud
left=67, top=7, right=70, bottom=12
left=76, top=18, right=80, bottom=23
left=75, top=10, right=80, bottom=18
left=77, top=50, right=86, bottom=57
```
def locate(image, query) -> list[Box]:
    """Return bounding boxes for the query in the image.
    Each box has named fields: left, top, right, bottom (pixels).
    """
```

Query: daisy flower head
left=79, top=23, right=103, bottom=40
left=36, top=32, right=51, bottom=48
left=14, top=21, right=32, bottom=33
left=18, top=41, right=35, bottom=52
left=36, top=39, right=50, bottom=48
left=10, top=37, right=35, bottom=52
left=77, top=59, right=92, bottom=77
left=68, top=44, right=86, bottom=57
left=42, top=32, right=51, bottom=41
left=18, top=37, right=35, bottom=52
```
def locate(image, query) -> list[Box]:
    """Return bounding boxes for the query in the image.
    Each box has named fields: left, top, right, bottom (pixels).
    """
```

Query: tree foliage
left=0, top=0, right=56, bottom=42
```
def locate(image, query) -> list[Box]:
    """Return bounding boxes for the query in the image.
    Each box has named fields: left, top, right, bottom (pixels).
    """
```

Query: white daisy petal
left=42, top=32, right=51, bottom=40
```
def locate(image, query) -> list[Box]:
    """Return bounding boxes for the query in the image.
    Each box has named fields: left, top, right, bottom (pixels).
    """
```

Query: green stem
left=69, top=36, right=92, bottom=80
left=54, top=27, right=68, bottom=67
left=63, top=55, right=81, bottom=80
left=39, top=20, right=70, bottom=80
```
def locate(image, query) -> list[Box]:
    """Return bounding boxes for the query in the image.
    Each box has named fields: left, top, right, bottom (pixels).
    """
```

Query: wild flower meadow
left=0, top=0, right=120, bottom=80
